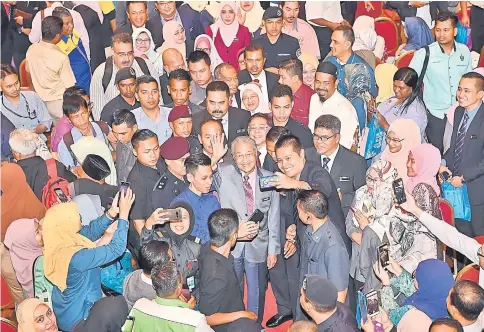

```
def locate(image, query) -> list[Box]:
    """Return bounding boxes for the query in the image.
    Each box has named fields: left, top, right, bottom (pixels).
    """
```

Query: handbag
left=359, top=114, right=385, bottom=159
left=441, top=182, right=472, bottom=221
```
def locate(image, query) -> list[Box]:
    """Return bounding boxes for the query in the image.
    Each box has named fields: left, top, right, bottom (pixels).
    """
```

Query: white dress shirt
left=250, top=70, right=269, bottom=105
left=305, top=1, right=343, bottom=27
left=213, top=113, right=229, bottom=139
left=320, top=145, right=339, bottom=173
left=258, top=145, right=267, bottom=167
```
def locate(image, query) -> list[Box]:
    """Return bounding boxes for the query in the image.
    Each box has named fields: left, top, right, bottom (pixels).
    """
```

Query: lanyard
left=1, top=94, right=37, bottom=120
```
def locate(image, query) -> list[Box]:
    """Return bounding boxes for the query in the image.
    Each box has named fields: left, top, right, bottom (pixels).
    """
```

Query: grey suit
left=305, top=146, right=367, bottom=216
left=214, top=164, right=280, bottom=321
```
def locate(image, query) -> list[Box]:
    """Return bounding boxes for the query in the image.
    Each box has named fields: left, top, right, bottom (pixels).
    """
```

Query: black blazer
left=114, top=22, right=133, bottom=35
left=283, top=118, right=314, bottom=149
left=1, top=3, right=14, bottom=64
left=384, top=1, right=447, bottom=21
left=444, top=104, right=484, bottom=206
left=192, top=107, right=250, bottom=147
left=238, top=69, right=279, bottom=98
left=305, top=146, right=367, bottom=216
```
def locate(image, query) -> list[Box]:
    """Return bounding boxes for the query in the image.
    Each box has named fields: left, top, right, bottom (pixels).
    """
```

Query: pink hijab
left=209, top=1, right=239, bottom=47
left=381, top=118, right=421, bottom=182
left=407, top=143, right=441, bottom=195
left=4, top=219, right=43, bottom=298
left=158, top=21, right=187, bottom=60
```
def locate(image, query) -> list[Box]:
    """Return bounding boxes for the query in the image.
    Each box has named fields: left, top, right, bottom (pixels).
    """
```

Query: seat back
left=455, top=263, right=480, bottom=282
left=0, top=319, right=17, bottom=332
left=439, top=198, right=455, bottom=227
left=375, top=17, right=399, bottom=56
left=18, top=60, right=34, bottom=90
left=0, top=274, right=14, bottom=310
left=395, top=50, right=415, bottom=68
left=355, top=1, right=383, bottom=19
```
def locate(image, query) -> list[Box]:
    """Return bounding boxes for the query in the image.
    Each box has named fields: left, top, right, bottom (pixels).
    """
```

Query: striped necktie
left=453, top=113, right=469, bottom=175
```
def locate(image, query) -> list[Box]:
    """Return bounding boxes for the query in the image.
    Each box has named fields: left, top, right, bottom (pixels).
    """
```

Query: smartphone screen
left=119, top=181, right=130, bottom=193
left=393, top=178, right=406, bottom=204
left=378, top=244, right=389, bottom=267
left=366, top=290, right=380, bottom=317
left=54, top=188, right=69, bottom=203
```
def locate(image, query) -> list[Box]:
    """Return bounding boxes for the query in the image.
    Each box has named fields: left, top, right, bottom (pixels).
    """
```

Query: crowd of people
left=1, top=1, right=484, bottom=332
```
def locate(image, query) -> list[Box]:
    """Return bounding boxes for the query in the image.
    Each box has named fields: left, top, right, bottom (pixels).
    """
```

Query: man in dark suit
left=214, top=63, right=242, bottom=109
left=114, top=1, right=148, bottom=35
left=442, top=72, right=484, bottom=237
left=192, top=81, right=250, bottom=148
left=159, top=49, right=187, bottom=105
left=238, top=43, right=279, bottom=106
left=269, top=84, right=313, bottom=149
left=146, top=1, right=203, bottom=49
left=305, top=115, right=367, bottom=217
left=1, top=1, right=15, bottom=64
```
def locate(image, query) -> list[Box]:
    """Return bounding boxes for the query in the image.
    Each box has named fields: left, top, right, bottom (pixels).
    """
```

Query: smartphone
left=441, top=171, right=450, bottom=181
left=181, top=288, right=191, bottom=300
left=162, top=208, right=182, bottom=221
left=119, top=181, right=130, bottom=193
left=259, top=175, right=278, bottom=189
left=378, top=243, right=390, bottom=267
left=366, top=290, right=380, bottom=317
left=248, top=209, right=264, bottom=223
left=393, top=178, right=406, bottom=204
left=54, top=188, right=69, bottom=203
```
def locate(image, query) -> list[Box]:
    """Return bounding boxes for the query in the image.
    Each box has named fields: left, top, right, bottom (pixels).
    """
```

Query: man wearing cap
left=100, top=67, right=141, bottom=126
left=252, top=7, right=301, bottom=74
left=300, top=275, right=358, bottom=332
left=168, top=105, right=202, bottom=155
left=151, top=136, right=190, bottom=209
left=308, top=62, right=358, bottom=151
left=163, top=68, right=204, bottom=116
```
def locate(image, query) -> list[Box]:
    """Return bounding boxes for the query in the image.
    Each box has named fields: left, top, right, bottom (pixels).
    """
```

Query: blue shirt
left=131, top=106, right=172, bottom=145
left=457, top=102, right=482, bottom=131
left=410, top=41, right=472, bottom=119
left=327, top=52, right=377, bottom=97
left=171, top=188, right=220, bottom=244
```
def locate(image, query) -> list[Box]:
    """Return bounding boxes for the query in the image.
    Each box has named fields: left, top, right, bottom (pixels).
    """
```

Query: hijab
left=158, top=21, right=187, bottom=61
left=4, top=219, right=43, bottom=298
left=239, top=1, right=264, bottom=33
left=195, top=34, right=223, bottom=70
left=404, top=259, right=454, bottom=321
left=209, top=1, right=239, bottom=47
left=166, top=201, right=196, bottom=248
left=0, top=162, right=46, bottom=241
left=375, top=63, right=398, bottom=104
left=381, top=118, right=421, bottom=182
left=17, top=298, right=56, bottom=332
left=407, top=143, right=441, bottom=195
left=132, top=28, right=159, bottom=61
left=345, top=63, right=372, bottom=103
left=238, top=82, right=270, bottom=114
left=352, top=16, right=377, bottom=52
left=43, top=202, right=96, bottom=291
left=403, top=17, right=433, bottom=52
left=73, top=296, right=129, bottom=332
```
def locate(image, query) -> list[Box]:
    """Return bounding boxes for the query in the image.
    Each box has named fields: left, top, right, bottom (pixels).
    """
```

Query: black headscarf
left=73, top=296, right=129, bottom=332
left=165, top=201, right=195, bottom=248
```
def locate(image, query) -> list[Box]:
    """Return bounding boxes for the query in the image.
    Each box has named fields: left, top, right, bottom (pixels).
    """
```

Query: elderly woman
left=43, top=190, right=133, bottom=331
left=298, top=52, right=319, bottom=90
left=157, top=21, right=193, bottom=65
left=132, top=28, right=162, bottom=76
left=239, top=82, right=270, bottom=114
left=206, top=1, right=251, bottom=70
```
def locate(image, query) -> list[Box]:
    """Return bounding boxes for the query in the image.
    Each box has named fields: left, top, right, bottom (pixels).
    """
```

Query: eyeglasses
left=385, top=135, right=404, bottom=144
left=235, top=152, right=255, bottom=161
left=366, top=175, right=379, bottom=183
left=115, top=51, right=134, bottom=58
left=136, top=38, right=151, bottom=44
left=242, top=95, right=258, bottom=103
left=248, top=125, right=268, bottom=132
left=313, top=133, right=336, bottom=143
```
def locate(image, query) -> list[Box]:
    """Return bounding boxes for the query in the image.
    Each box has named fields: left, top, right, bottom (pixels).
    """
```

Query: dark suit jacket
left=159, top=73, right=172, bottom=104
left=384, top=1, right=448, bottom=21
left=114, top=22, right=133, bottom=35
left=305, top=146, right=367, bottom=216
left=238, top=69, right=279, bottom=97
left=146, top=5, right=203, bottom=49
left=163, top=101, right=204, bottom=116
left=191, top=107, right=250, bottom=147
left=262, top=153, right=277, bottom=173
left=444, top=104, right=484, bottom=206
left=283, top=118, right=314, bottom=149
left=1, top=3, right=14, bottom=64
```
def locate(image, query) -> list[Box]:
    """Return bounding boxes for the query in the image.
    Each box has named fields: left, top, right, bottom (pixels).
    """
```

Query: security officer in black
left=168, top=105, right=203, bottom=155
left=151, top=136, right=190, bottom=210
left=252, top=7, right=301, bottom=72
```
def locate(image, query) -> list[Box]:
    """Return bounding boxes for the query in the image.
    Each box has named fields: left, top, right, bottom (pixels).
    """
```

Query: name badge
left=236, top=128, right=246, bottom=134
left=339, top=176, right=350, bottom=182
left=278, top=53, right=290, bottom=56
left=471, top=135, right=478, bottom=139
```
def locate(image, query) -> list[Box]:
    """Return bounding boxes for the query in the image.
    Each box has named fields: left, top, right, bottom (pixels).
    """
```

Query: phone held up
left=259, top=175, right=277, bottom=190
left=162, top=208, right=183, bottom=222
left=119, top=181, right=130, bottom=194
left=392, top=178, right=406, bottom=204
left=377, top=243, right=390, bottom=268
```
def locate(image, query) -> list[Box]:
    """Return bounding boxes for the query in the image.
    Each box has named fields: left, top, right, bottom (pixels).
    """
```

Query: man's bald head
left=162, top=48, right=186, bottom=74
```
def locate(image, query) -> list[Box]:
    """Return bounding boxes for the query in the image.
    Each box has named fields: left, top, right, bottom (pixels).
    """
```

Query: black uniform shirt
left=100, top=94, right=140, bottom=126
left=252, top=33, right=301, bottom=69
left=151, top=169, right=188, bottom=209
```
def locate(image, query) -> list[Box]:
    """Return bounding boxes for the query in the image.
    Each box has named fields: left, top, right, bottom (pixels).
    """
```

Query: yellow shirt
left=26, top=41, right=76, bottom=102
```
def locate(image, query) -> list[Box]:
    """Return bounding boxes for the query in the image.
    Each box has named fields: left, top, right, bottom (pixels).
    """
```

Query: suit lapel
left=234, top=171, right=248, bottom=215
left=464, top=104, right=484, bottom=153
left=330, top=148, right=343, bottom=179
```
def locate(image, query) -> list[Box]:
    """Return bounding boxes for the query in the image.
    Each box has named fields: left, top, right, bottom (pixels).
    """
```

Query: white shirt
left=308, top=91, right=358, bottom=150
left=320, top=145, right=339, bottom=173
left=258, top=145, right=267, bottom=167
left=213, top=113, right=229, bottom=139
left=231, top=96, right=239, bottom=108
left=305, top=1, right=343, bottom=27
left=250, top=70, right=269, bottom=106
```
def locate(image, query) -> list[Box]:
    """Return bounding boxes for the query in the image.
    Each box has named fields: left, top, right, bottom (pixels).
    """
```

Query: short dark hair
left=112, top=109, right=137, bottom=128
left=111, top=32, right=133, bottom=47
left=334, top=25, right=355, bottom=46
left=248, top=113, right=270, bottom=127
left=41, top=16, right=63, bottom=40
left=187, top=50, right=211, bottom=66
left=266, top=126, right=290, bottom=143
left=63, top=86, right=88, bottom=99
left=429, top=318, right=464, bottom=332
left=269, top=84, right=293, bottom=103
left=245, top=43, right=265, bottom=57
left=297, top=190, right=328, bottom=219
left=279, top=59, right=303, bottom=81
left=206, top=80, right=230, bottom=98
left=214, top=62, right=236, bottom=80
left=136, top=75, right=159, bottom=93
left=139, top=240, right=170, bottom=275
left=63, top=95, right=88, bottom=117
left=126, top=1, right=147, bottom=11
left=131, top=129, right=158, bottom=149
left=280, top=1, right=300, bottom=8
left=169, top=68, right=191, bottom=84
left=450, top=280, right=484, bottom=321
left=461, top=71, right=484, bottom=92
left=208, top=208, right=239, bottom=247
left=1, top=63, right=16, bottom=79
left=52, top=6, right=71, bottom=19
left=185, top=153, right=211, bottom=175
left=275, top=134, right=302, bottom=154
left=436, top=11, right=458, bottom=28
left=151, top=262, right=179, bottom=298
left=314, top=114, right=341, bottom=134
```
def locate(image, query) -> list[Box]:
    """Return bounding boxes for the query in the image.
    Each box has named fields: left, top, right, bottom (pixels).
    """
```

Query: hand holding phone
left=377, top=244, right=390, bottom=268
left=366, top=290, right=380, bottom=317
left=393, top=178, right=406, bottom=204
left=119, top=181, right=130, bottom=193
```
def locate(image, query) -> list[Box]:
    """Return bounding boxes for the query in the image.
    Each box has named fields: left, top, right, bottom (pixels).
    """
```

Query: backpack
left=32, top=256, right=54, bottom=307
left=41, top=159, right=71, bottom=208
left=62, top=121, right=110, bottom=165
left=102, top=56, right=150, bottom=92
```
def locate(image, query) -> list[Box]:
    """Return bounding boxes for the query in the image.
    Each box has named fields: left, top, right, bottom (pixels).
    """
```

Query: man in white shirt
left=115, top=1, right=147, bottom=34
left=248, top=113, right=271, bottom=168
left=308, top=61, right=358, bottom=150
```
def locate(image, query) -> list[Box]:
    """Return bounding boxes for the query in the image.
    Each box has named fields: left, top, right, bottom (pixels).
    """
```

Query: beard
left=317, top=90, right=328, bottom=103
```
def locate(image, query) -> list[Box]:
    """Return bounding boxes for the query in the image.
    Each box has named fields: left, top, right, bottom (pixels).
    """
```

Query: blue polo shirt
left=171, top=188, right=220, bottom=244
left=410, top=41, right=472, bottom=119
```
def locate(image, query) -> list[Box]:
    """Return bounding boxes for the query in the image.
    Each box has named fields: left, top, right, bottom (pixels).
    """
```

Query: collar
left=336, top=52, right=355, bottom=66
left=132, top=24, right=145, bottom=31
left=202, top=244, right=234, bottom=270
left=465, top=102, right=482, bottom=115
left=306, top=219, right=330, bottom=243
left=293, top=83, right=309, bottom=98
left=141, top=272, right=153, bottom=285
left=283, top=19, right=298, bottom=32
left=323, top=145, right=339, bottom=159
left=154, top=297, right=189, bottom=309
left=318, top=305, right=340, bottom=330
left=241, top=169, right=256, bottom=181
left=39, top=40, right=62, bottom=51
left=258, top=145, right=267, bottom=154
left=160, top=10, right=180, bottom=25
left=438, top=41, right=457, bottom=54
left=135, top=159, right=163, bottom=175
left=213, top=112, right=228, bottom=122
left=250, top=69, right=266, bottom=81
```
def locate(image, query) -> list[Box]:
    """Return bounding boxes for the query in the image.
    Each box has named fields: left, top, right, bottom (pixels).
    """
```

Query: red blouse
left=206, top=25, right=251, bottom=71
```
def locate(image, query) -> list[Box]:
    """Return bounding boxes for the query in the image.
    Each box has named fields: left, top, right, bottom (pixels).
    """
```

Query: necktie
left=243, top=175, right=254, bottom=215
left=256, top=151, right=261, bottom=169
left=323, top=157, right=331, bottom=171
left=453, top=113, right=469, bottom=175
